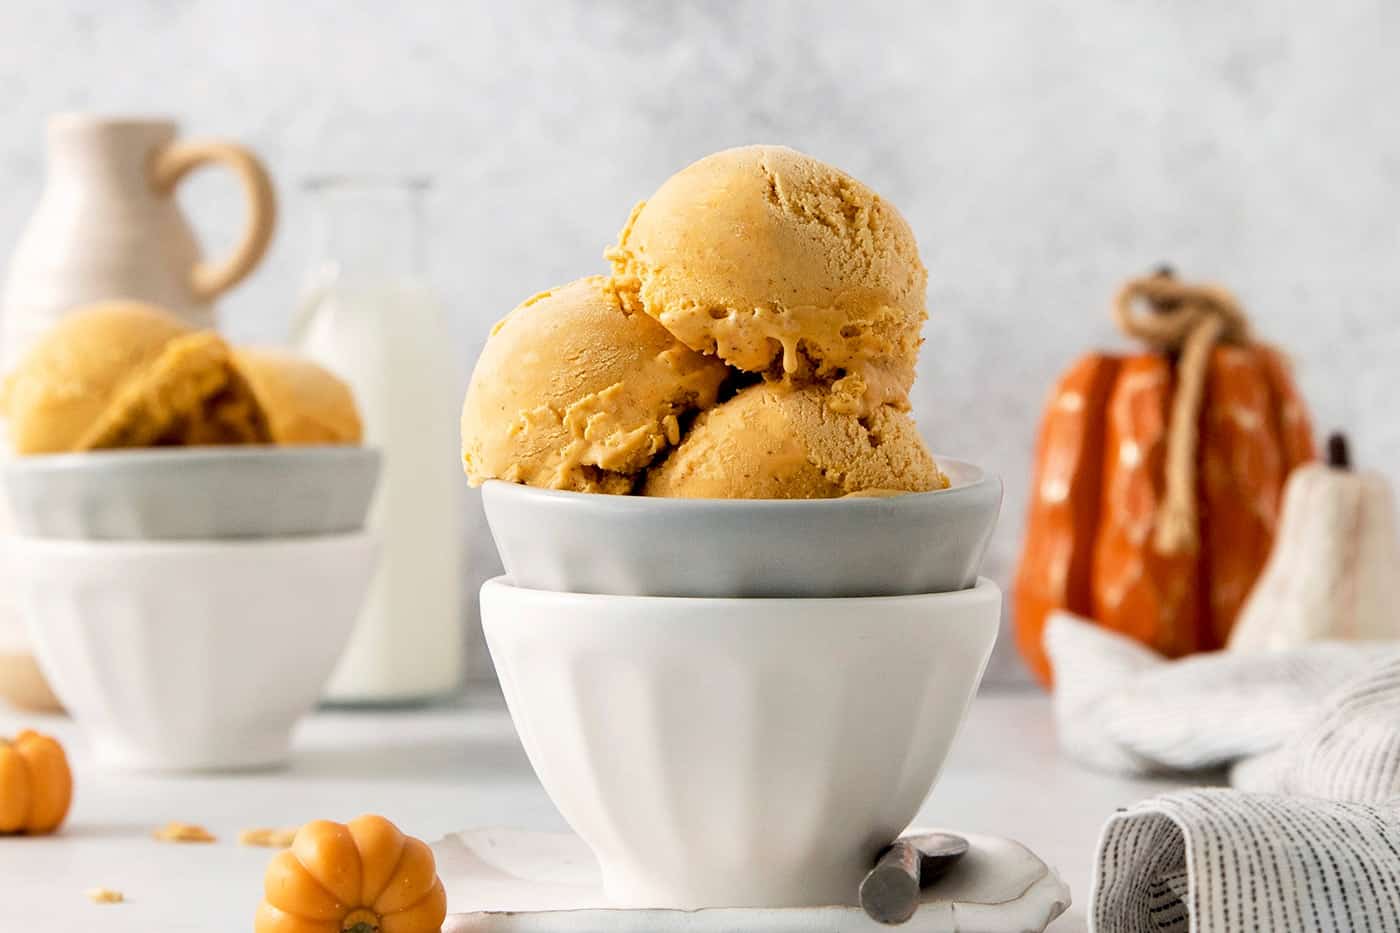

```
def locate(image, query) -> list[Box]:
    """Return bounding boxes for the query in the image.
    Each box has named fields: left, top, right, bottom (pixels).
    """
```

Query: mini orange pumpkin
left=256, top=814, right=447, bottom=933
left=0, top=729, right=73, bottom=835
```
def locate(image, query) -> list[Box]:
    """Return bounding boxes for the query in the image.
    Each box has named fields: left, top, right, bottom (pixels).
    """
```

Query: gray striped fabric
left=1093, top=790, right=1400, bottom=933
left=1045, top=614, right=1400, bottom=931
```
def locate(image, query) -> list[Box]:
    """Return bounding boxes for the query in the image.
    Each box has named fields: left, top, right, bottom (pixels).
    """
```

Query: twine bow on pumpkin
left=1112, top=271, right=1253, bottom=556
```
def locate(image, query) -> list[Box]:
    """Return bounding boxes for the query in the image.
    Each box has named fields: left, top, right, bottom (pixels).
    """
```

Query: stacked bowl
left=478, top=458, right=1003, bottom=909
left=465, top=144, right=1009, bottom=910
left=3, top=446, right=380, bottom=771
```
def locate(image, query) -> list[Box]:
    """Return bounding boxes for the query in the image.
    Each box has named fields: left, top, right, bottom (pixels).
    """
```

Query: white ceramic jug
left=0, top=114, right=276, bottom=367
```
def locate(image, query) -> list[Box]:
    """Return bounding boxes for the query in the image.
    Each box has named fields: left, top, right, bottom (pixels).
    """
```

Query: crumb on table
left=153, top=821, right=216, bottom=843
left=238, top=826, right=299, bottom=848
left=86, top=888, right=124, bottom=904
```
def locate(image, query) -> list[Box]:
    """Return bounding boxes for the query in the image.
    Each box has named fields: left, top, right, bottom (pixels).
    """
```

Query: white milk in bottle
left=294, top=177, right=463, bottom=703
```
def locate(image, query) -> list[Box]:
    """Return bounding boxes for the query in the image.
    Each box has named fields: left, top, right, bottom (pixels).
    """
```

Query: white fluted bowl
left=7, top=533, right=378, bottom=772
left=481, top=576, right=1000, bottom=909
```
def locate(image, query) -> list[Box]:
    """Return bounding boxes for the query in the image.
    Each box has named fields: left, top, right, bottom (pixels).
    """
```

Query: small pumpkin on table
left=0, top=729, right=72, bottom=835
left=256, top=814, right=447, bottom=933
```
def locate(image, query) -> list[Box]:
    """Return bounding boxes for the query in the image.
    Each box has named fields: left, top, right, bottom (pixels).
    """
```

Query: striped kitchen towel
left=1233, top=655, right=1400, bottom=801
left=1044, top=611, right=1400, bottom=780
left=1050, top=613, right=1400, bottom=931
left=1092, top=789, right=1400, bottom=933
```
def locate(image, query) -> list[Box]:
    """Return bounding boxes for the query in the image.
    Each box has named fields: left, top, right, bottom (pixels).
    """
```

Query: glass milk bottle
left=294, top=177, right=463, bottom=704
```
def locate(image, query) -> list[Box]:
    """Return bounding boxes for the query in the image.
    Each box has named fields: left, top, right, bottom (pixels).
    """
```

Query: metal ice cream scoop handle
left=859, top=832, right=970, bottom=925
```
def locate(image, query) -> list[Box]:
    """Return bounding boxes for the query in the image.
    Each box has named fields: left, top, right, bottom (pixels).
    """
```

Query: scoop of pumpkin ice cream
left=643, top=383, right=947, bottom=499
left=606, top=145, right=927, bottom=416
left=461, top=276, right=730, bottom=493
left=233, top=348, right=362, bottom=445
left=83, top=331, right=273, bottom=448
left=1, top=301, right=270, bottom=453
left=2, top=301, right=189, bottom=453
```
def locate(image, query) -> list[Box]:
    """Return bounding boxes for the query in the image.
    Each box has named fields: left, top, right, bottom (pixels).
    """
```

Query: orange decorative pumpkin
left=1015, top=272, right=1315, bottom=685
left=0, top=729, right=73, bottom=835
left=256, top=814, right=447, bottom=933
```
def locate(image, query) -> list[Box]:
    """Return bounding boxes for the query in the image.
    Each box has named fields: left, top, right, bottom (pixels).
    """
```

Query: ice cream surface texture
left=2, top=301, right=188, bottom=453
left=606, top=145, right=927, bottom=416
left=1, top=302, right=269, bottom=453
left=460, top=276, right=729, bottom=493
left=234, top=348, right=363, bottom=445
left=643, top=384, right=946, bottom=498
left=2, top=301, right=360, bottom=454
left=82, top=329, right=271, bottom=449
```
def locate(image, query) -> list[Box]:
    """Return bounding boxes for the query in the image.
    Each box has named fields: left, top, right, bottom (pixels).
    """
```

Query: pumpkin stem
left=341, top=909, right=380, bottom=933
left=1327, top=432, right=1352, bottom=470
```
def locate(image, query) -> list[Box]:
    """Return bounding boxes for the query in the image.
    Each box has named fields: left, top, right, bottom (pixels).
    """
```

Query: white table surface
left=0, top=686, right=1190, bottom=932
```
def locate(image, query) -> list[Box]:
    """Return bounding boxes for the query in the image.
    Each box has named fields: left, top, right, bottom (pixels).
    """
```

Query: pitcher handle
left=150, top=140, right=277, bottom=303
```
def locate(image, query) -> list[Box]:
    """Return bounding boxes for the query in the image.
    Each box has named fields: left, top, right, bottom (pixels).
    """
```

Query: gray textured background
left=3, top=0, right=1398, bottom=684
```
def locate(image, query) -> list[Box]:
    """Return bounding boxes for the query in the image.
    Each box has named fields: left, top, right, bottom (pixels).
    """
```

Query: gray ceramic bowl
left=1, top=446, right=381, bottom=540
left=481, top=457, right=1001, bottom=598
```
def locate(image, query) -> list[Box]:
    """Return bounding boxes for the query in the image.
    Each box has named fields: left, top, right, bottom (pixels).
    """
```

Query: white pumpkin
left=1229, top=435, right=1400, bottom=652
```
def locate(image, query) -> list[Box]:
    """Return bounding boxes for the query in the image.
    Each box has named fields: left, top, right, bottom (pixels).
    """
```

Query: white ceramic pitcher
left=0, top=114, right=276, bottom=367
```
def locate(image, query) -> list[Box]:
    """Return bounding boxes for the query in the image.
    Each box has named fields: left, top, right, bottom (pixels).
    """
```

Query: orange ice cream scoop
left=643, top=383, right=947, bottom=499
left=461, top=276, right=729, bottom=494
left=0, top=301, right=270, bottom=453
left=234, top=348, right=363, bottom=445
left=606, top=145, right=927, bottom=416
left=80, top=330, right=270, bottom=449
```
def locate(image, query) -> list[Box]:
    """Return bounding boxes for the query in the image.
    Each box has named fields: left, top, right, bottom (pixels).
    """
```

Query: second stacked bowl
left=2, top=446, right=381, bottom=771
left=478, top=459, right=1004, bottom=909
